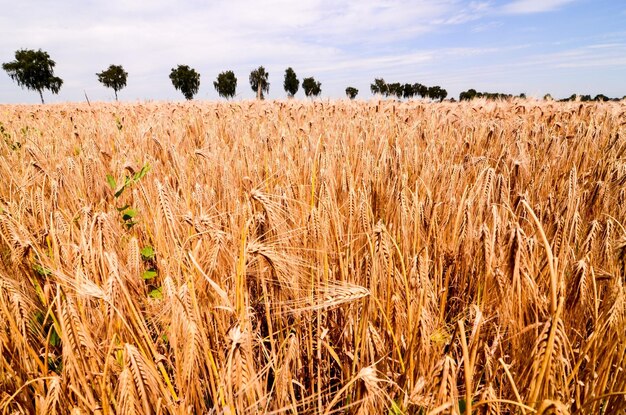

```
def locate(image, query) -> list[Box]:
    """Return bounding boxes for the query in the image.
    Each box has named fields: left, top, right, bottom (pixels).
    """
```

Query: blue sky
left=1, top=0, right=625, bottom=103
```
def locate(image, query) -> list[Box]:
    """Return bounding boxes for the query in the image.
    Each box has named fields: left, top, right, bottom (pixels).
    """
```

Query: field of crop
left=0, top=100, right=625, bottom=414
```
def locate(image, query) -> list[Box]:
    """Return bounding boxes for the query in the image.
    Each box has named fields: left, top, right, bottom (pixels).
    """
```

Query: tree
left=439, top=88, right=448, bottom=101
left=345, top=87, right=358, bottom=100
left=2, top=49, right=63, bottom=104
left=96, top=64, right=128, bottom=101
left=460, top=89, right=477, bottom=101
left=387, top=82, right=403, bottom=99
left=169, top=65, right=200, bottom=100
left=428, top=86, right=446, bottom=102
left=370, top=78, right=388, bottom=96
left=302, top=77, right=321, bottom=97
left=249, top=66, right=270, bottom=100
left=559, top=94, right=578, bottom=102
left=461, top=89, right=520, bottom=101
left=213, top=70, right=237, bottom=99
left=283, top=67, right=299, bottom=98
left=412, top=83, right=428, bottom=98
left=543, top=93, right=553, bottom=101
left=402, top=83, right=414, bottom=99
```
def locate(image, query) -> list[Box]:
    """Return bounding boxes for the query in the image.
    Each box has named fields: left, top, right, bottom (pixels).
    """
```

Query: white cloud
left=501, top=0, right=576, bottom=14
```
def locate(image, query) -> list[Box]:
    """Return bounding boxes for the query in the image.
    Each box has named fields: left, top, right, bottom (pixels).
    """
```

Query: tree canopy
left=345, top=87, right=358, bottom=100
left=459, top=89, right=526, bottom=101
left=169, top=65, right=200, bottom=100
left=302, top=77, right=322, bottom=97
left=213, top=70, right=237, bottom=99
left=2, top=49, right=63, bottom=103
left=427, top=86, right=447, bottom=102
left=557, top=94, right=617, bottom=102
left=413, top=83, right=428, bottom=98
left=370, top=79, right=443, bottom=100
left=283, top=67, right=299, bottom=98
left=249, top=66, right=270, bottom=100
left=402, top=83, right=414, bottom=99
left=96, top=64, right=128, bottom=101
left=370, top=78, right=388, bottom=96
left=387, top=82, right=403, bottom=99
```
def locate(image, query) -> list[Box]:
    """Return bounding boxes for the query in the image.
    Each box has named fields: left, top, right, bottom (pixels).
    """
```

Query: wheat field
left=0, top=99, right=625, bottom=414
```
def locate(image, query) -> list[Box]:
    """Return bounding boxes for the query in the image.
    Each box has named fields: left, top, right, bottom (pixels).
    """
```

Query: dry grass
left=0, top=99, right=625, bottom=414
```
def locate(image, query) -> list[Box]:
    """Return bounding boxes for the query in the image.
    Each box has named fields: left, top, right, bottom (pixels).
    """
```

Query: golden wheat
left=0, top=99, right=625, bottom=414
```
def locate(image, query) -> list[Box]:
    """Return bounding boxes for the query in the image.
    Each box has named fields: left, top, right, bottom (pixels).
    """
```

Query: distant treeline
left=459, top=88, right=625, bottom=102
left=555, top=93, right=624, bottom=102
left=370, top=78, right=448, bottom=101
left=4, top=48, right=624, bottom=104
left=459, top=89, right=526, bottom=101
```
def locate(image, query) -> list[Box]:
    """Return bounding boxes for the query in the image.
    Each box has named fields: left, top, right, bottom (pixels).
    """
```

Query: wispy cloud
left=501, top=0, right=576, bottom=14
left=471, top=21, right=503, bottom=32
left=548, top=44, right=626, bottom=68
left=432, top=1, right=492, bottom=25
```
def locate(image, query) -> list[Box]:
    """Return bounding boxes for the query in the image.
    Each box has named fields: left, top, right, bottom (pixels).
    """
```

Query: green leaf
left=34, top=310, right=44, bottom=324
left=140, top=246, right=155, bottom=260
left=49, top=327, right=61, bottom=347
left=116, top=204, right=130, bottom=212
left=122, top=208, right=137, bottom=221
left=114, top=184, right=127, bottom=198
left=34, top=264, right=52, bottom=276
left=388, top=401, right=405, bottom=415
left=142, top=269, right=158, bottom=280
left=106, top=174, right=116, bottom=191
left=458, top=398, right=467, bottom=414
left=134, top=163, right=151, bottom=182
left=149, top=287, right=163, bottom=299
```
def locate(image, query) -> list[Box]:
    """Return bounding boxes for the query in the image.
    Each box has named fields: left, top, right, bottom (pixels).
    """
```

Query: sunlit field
left=1, top=100, right=625, bottom=414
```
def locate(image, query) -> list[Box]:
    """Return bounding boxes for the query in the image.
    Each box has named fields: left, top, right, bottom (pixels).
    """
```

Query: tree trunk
left=115, top=90, right=118, bottom=101
left=38, top=90, right=44, bottom=104
left=257, top=82, right=261, bottom=100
